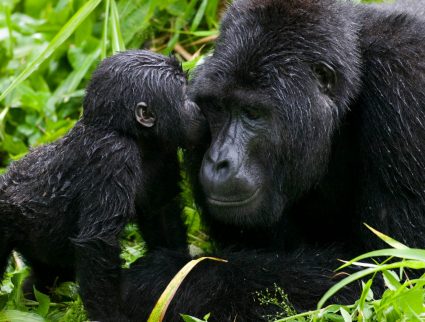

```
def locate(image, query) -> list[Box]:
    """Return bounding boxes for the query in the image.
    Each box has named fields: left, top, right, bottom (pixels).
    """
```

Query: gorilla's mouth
left=206, top=188, right=260, bottom=207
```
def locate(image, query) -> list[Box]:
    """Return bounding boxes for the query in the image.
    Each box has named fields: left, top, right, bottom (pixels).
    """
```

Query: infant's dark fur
left=0, top=50, right=203, bottom=321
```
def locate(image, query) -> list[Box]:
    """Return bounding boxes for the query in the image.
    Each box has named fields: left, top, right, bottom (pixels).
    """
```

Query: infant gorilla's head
left=83, top=50, right=205, bottom=149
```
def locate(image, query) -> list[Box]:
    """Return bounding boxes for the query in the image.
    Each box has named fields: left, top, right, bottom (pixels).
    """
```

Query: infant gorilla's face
left=84, top=50, right=206, bottom=149
left=136, top=70, right=206, bottom=150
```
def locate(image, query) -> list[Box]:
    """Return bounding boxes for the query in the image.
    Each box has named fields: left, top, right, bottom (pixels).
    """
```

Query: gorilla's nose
left=214, top=159, right=230, bottom=177
left=202, top=148, right=235, bottom=185
left=200, top=145, right=257, bottom=203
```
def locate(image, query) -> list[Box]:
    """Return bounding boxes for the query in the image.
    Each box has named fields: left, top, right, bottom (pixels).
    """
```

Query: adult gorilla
left=123, top=0, right=425, bottom=320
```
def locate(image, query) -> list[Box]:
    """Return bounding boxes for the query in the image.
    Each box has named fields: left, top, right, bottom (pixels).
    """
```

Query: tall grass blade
left=110, top=0, right=126, bottom=53
left=148, top=257, right=227, bottom=322
left=338, top=248, right=425, bottom=270
left=101, top=0, right=111, bottom=59
left=0, top=0, right=102, bottom=102
left=166, top=0, right=199, bottom=53
left=191, top=0, right=208, bottom=32
left=0, top=106, right=10, bottom=140
left=4, top=4, right=13, bottom=57
left=318, top=260, right=425, bottom=308
left=53, top=47, right=101, bottom=100
left=364, top=223, right=409, bottom=249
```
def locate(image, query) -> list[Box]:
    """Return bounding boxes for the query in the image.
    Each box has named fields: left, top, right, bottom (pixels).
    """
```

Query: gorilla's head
left=192, top=0, right=362, bottom=226
left=83, top=50, right=204, bottom=150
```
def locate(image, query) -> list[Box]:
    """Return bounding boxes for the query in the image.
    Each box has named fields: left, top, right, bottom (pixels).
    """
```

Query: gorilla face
left=192, top=0, right=361, bottom=227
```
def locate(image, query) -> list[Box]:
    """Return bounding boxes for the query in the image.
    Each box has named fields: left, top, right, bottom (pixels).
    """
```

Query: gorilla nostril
left=215, top=160, right=229, bottom=173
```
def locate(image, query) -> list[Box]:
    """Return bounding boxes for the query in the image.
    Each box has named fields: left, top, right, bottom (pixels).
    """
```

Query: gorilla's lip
left=206, top=188, right=260, bottom=207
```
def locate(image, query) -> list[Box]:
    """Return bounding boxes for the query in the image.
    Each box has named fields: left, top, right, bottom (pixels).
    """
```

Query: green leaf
left=0, top=294, right=8, bottom=311
left=318, top=260, right=425, bottom=309
left=0, top=310, right=45, bottom=322
left=0, top=0, right=102, bottom=102
left=110, top=0, right=125, bottom=53
left=165, top=0, right=199, bottom=53
left=4, top=3, right=14, bottom=57
left=180, top=314, right=208, bottom=322
left=364, top=224, right=409, bottom=249
left=9, top=267, right=30, bottom=311
left=339, top=307, right=352, bottom=322
left=53, top=282, right=80, bottom=300
left=338, top=248, right=425, bottom=270
left=190, top=0, right=208, bottom=32
left=0, top=134, right=28, bottom=155
left=34, top=288, right=50, bottom=317
left=397, top=286, right=425, bottom=317
left=148, top=257, right=227, bottom=322
left=382, top=269, right=402, bottom=291
left=358, top=279, right=373, bottom=310
left=118, top=0, right=151, bottom=45
left=53, top=46, right=101, bottom=100
left=0, top=106, right=10, bottom=140
left=101, top=0, right=110, bottom=59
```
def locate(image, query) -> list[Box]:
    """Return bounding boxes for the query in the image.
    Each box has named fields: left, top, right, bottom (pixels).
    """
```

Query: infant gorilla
left=0, top=50, right=203, bottom=321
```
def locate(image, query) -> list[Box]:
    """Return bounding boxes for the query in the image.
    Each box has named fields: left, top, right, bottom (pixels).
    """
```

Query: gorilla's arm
left=356, top=8, right=425, bottom=249
left=72, top=140, right=141, bottom=321
left=122, top=248, right=360, bottom=322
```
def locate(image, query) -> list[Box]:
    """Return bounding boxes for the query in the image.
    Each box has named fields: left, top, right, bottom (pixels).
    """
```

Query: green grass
left=2, top=0, right=423, bottom=321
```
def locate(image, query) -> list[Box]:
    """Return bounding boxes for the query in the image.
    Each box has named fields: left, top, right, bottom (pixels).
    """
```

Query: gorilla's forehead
left=194, top=44, right=307, bottom=101
left=192, top=0, right=361, bottom=104
left=216, top=0, right=359, bottom=65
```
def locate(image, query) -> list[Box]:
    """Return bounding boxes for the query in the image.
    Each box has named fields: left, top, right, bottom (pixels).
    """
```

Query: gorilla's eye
left=313, top=62, right=337, bottom=95
left=244, top=106, right=262, bottom=120
left=214, top=103, right=226, bottom=113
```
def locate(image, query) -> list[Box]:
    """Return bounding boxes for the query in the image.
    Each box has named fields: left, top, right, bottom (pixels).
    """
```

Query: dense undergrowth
left=1, top=0, right=425, bottom=321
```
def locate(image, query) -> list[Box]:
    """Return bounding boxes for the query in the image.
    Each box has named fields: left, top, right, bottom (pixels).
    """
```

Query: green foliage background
left=2, top=0, right=425, bottom=322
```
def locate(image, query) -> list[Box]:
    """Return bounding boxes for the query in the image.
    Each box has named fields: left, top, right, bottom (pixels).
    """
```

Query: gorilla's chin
left=205, top=188, right=285, bottom=227
left=206, top=188, right=260, bottom=207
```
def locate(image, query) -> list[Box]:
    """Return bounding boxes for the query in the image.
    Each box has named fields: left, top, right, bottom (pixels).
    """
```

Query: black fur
left=123, top=0, right=425, bottom=320
left=0, top=50, right=203, bottom=321
left=123, top=247, right=361, bottom=321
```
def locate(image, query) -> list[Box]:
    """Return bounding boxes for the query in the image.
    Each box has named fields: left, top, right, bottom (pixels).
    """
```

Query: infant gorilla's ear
left=135, top=101, right=156, bottom=127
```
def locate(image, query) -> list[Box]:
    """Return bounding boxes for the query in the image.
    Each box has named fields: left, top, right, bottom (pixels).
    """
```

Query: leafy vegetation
left=2, top=0, right=424, bottom=322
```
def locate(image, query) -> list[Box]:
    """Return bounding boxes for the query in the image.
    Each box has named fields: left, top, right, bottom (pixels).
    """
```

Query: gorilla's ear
left=135, top=102, right=156, bottom=127
left=313, top=62, right=337, bottom=95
